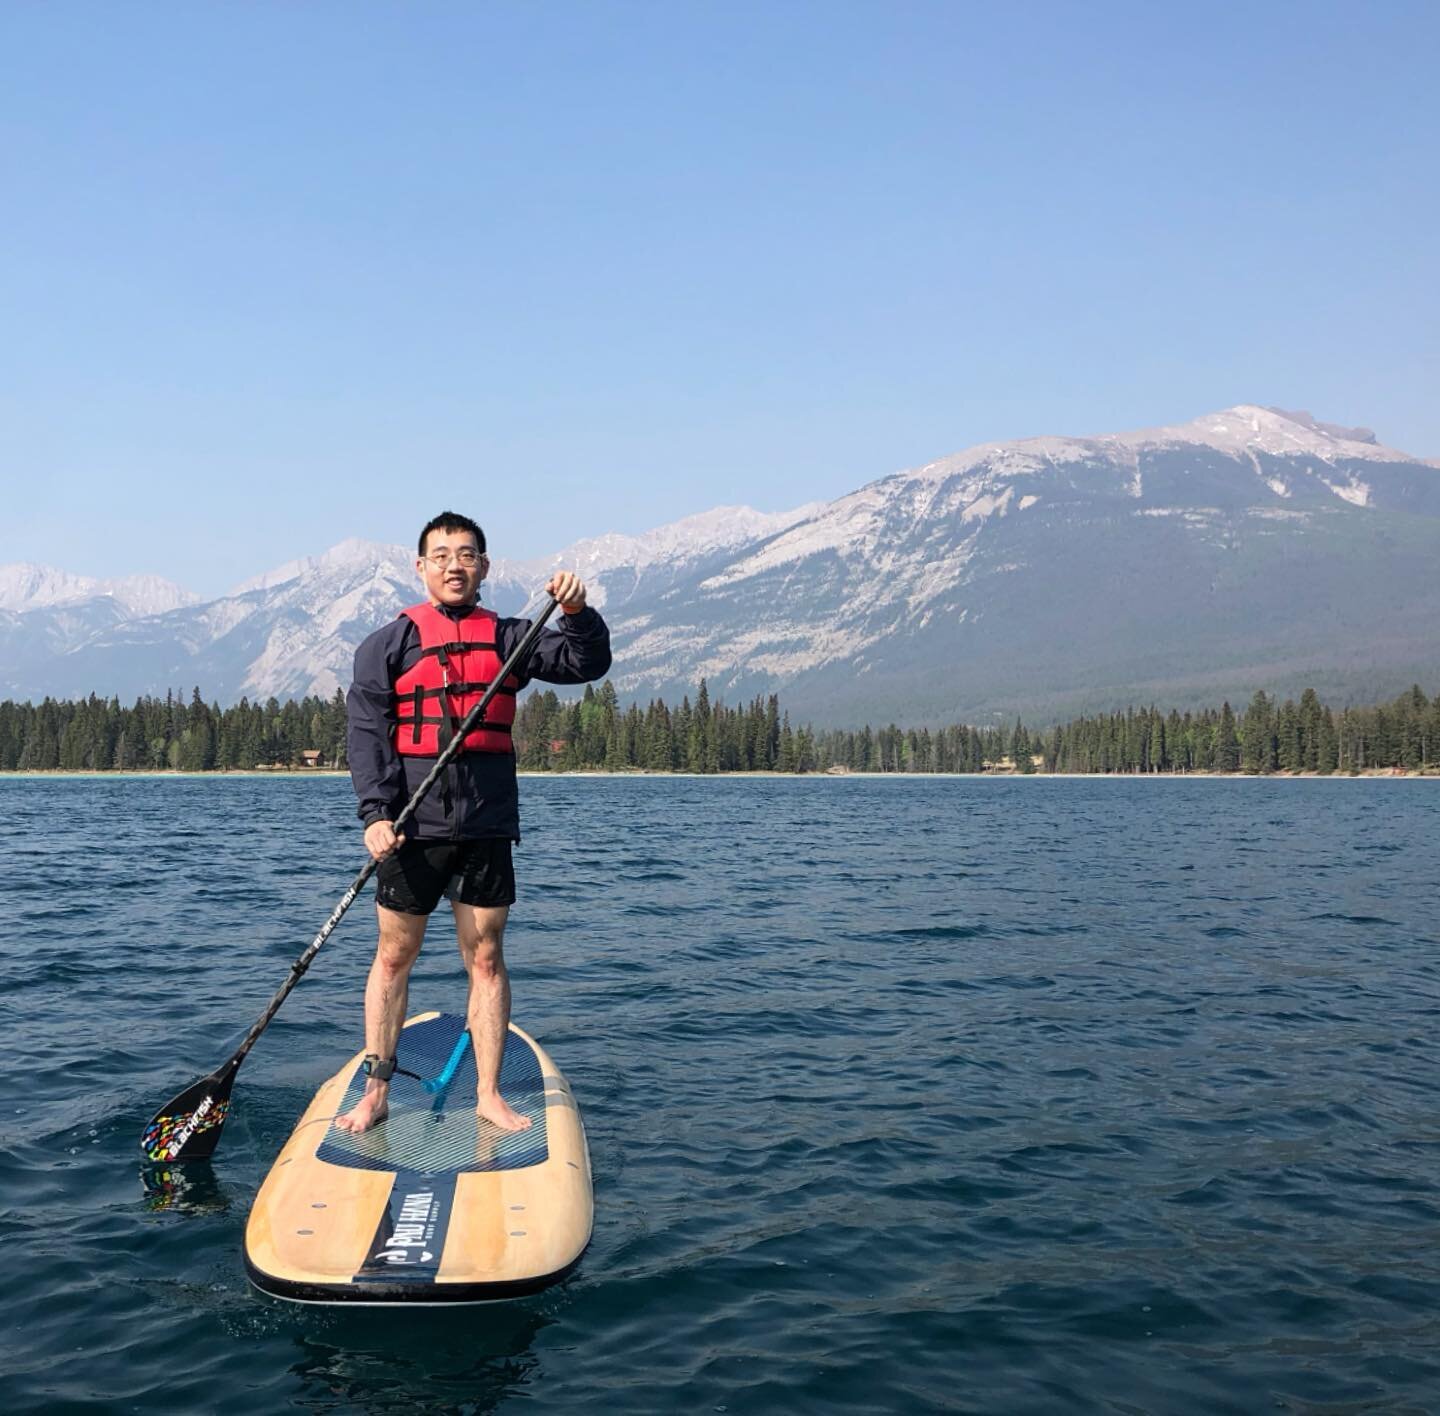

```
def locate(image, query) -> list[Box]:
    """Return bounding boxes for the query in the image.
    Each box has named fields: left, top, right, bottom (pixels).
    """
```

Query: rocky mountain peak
left=0, top=563, right=198, bottom=616
left=2, top=405, right=1435, bottom=723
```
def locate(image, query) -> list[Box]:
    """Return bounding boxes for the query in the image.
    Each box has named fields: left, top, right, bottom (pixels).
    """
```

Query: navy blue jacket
left=347, top=603, right=611, bottom=841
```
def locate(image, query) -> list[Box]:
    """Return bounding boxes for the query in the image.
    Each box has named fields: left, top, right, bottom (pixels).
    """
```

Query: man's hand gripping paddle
left=140, top=595, right=561, bottom=1164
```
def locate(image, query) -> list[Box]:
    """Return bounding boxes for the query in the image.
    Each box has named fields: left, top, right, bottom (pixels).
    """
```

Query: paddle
left=140, top=593, right=561, bottom=1164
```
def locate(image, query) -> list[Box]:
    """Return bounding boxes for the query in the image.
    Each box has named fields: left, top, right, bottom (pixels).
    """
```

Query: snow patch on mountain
left=1248, top=507, right=1312, bottom=522
left=962, top=487, right=1014, bottom=523
left=911, top=438, right=1102, bottom=485
left=193, top=597, right=264, bottom=639
left=1321, top=477, right=1371, bottom=507
left=538, top=504, right=818, bottom=574
left=903, top=547, right=981, bottom=613
left=228, top=538, right=413, bottom=596
left=617, top=611, right=892, bottom=691
left=699, top=486, right=894, bottom=588
left=702, top=462, right=1030, bottom=593
left=0, top=563, right=198, bottom=616
left=885, top=404, right=1419, bottom=495
left=497, top=503, right=820, bottom=610
left=1140, top=404, right=1413, bottom=464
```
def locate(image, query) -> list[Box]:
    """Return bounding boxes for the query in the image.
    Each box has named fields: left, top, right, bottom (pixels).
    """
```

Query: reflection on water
left=286, top=1306, right=554, bottom=1413
left=139, top=1161, right=234, bottom=1215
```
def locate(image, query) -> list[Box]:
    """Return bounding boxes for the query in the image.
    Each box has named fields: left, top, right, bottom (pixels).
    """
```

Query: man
left=339, top=510, right=610, bottom=1135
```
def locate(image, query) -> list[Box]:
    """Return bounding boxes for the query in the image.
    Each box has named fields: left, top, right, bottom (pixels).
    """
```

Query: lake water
left=2, top=775, right=1438, bottom=1413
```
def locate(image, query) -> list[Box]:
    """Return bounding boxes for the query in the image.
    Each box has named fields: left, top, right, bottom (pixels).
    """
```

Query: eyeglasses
left=424, top=549, right=484, bottom=568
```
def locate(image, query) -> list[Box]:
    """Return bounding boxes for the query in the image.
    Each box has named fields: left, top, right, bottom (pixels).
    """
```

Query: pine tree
left=642, top=699, right=673, bottom=771
left=671, top=697, right=690, bottom=771
left=1398, top=685, right=1428, bottom=770
left=776, top=712, right=796, bottom=772
left=1316, top=708, right=1338, bottom=775
left=1298, top=688, right=1324, bottom=772
left=795, top=725, right=816, bottom=773
left=1011, top=719, right=1034, bottom=773
left=603, top=710, right=626, bottom=771
left=1241, top=690, right=1273, bottom=774
left=327, top=688, right=349, bottom=767
left=688, top=680, right=715, bottom=774
left=179, top=688, right=216, bottom=771
left=1213, top=702, right=1240, bottom=773
left=1277, top=700, right=1302, bottom=773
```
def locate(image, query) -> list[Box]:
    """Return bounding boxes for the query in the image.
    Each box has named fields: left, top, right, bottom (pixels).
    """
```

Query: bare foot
left=476, top=1093, right=532, bottom=1132
left=334, top=1088, right=389, bottom=1134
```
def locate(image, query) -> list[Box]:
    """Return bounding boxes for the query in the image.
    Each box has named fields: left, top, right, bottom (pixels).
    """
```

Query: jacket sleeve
left=503, top=605, right=612, bottom=687
left=346, top=620, right=411, bottom=827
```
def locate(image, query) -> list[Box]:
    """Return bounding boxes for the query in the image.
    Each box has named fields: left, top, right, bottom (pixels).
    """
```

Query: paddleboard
left=244, top=1011, right=592, bottom=1304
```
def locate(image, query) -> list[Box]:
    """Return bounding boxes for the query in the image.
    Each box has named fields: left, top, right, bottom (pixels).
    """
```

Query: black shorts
left=374, top=838, right=516, bottom=916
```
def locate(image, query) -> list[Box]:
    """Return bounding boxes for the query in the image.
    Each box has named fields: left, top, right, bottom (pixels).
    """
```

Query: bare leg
left=334, top=905, right=427, bottom=1134
left=453, top=902, right=531, bottom=1132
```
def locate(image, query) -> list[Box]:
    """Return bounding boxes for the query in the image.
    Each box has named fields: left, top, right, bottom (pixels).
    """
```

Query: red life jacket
left=392, top=602, right=518, bottom=757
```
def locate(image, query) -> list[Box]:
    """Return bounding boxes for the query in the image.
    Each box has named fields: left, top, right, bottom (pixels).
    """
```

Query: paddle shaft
left=223, top=595, right=560, bottom=1073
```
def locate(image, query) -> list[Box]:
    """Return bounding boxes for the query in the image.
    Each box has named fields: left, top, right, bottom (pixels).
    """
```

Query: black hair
left=418, top=511, right=486, bottom=556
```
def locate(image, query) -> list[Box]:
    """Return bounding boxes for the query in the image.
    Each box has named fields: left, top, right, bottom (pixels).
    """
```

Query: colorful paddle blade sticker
left=141, top=1098, right=230, bottom=1162
left=141, top=1067, right=236, bottom=1162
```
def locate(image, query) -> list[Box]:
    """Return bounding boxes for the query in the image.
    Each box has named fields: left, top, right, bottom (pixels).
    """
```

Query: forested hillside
left=2, top=682, right=1436, bottom=775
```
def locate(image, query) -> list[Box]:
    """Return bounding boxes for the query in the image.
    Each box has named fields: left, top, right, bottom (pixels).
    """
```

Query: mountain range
left=3, top=404, right=1437, bottom=726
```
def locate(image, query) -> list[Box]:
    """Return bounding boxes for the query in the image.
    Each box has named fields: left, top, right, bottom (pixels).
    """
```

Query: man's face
left=417, top=526, right=487, bottom=608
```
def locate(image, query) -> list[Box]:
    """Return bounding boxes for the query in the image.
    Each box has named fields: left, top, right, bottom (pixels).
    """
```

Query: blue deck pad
left=317, top=1014, right=549, bottom=1175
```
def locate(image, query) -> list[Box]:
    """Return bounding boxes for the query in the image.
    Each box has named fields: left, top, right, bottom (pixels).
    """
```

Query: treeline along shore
left=2, top=680, right=1437, bottom=776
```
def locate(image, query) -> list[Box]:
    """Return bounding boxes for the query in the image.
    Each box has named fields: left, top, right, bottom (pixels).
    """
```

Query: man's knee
left=376, top=911, right=426, bottom=973
left=462, top=932, right=505, bottom=977
left=377, top=940, right=422, bottom=977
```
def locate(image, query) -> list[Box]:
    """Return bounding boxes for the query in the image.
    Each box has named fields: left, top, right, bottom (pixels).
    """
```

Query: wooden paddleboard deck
left=244, top=1012, right=592, bottom=1304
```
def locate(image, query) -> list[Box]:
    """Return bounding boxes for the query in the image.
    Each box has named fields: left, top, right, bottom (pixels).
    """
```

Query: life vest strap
left=419, top=641, right=498, bottom=658
left=395, top=681, right=518, bottom=703
left=400, top=713, right=512, bottom=736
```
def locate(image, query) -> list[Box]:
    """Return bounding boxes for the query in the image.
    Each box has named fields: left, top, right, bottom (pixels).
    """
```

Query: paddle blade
left=141, top=1062, right=238, bottom=1163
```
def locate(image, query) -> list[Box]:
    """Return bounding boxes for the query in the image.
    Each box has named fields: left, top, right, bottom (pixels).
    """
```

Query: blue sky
left=3, top=1, right=1436, bottom=596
